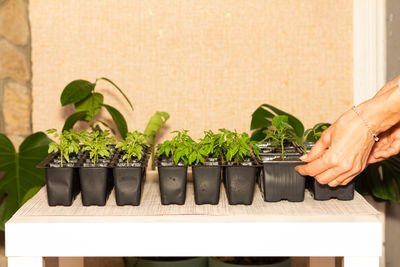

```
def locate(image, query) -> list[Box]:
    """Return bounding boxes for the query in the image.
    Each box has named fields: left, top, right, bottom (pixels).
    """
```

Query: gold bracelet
left=352, top=106, right=379, bottom=142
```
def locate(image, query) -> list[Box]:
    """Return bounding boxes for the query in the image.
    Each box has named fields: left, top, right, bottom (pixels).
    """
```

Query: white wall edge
left=353, top=0, right=387, bottom=105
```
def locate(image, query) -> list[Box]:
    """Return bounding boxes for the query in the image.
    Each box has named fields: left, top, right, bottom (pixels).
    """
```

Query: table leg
left=8, top=256, right=43, bottom=267
left=59, top=257, right=84, bottom=267
left=344, top=256, right=379, bottom=267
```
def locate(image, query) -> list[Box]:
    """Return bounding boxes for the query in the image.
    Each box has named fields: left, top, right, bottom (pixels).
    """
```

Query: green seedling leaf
left=0, top=132, right=51, bottom=230
left=250, top=104, right=304, bottom=141
left=103, top=104, right=128, bottom=138
left=61, top=80, right=95, bottom=106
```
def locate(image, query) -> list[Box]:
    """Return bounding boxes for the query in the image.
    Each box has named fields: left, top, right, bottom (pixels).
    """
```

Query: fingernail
left=299, top=155, right=307, bottom=161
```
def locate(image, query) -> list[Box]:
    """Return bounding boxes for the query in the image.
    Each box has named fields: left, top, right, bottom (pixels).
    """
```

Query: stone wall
left=0, top=0, right=31, bottom=147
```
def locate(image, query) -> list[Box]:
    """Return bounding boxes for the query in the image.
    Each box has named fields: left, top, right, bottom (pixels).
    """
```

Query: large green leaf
left=144, top=111, right=170, bottom=137
left=62, top=111, right=88, bottom=131
left=356, top=154, right=400, bottom=202
left=0, top=132, right=51, bottom=230
left=250, top=104, right=304, bottom=141
left=60, top=80, right=95, bottom=106
left=103, top=104, right=128, bottom=138
left=74, top=93, right=104, bottom=120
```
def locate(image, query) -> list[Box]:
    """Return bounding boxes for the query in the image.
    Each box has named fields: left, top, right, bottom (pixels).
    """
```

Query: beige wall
left=30, top=0, right=352, bottom=140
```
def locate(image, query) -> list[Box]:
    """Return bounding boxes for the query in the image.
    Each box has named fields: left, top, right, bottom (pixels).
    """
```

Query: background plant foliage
left=144, top=111, right=170, bottom=169
left=61, top=77, right=133, bottom=138
left=0, top=132, right=51, bottom=230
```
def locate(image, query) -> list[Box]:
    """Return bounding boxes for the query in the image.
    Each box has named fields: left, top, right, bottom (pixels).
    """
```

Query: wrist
left=357, top=85, right=400, bottom=135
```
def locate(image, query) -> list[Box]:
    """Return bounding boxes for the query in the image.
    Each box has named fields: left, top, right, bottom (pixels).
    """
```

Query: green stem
left=96, top=77, right=134, bottom=110
left=281, top=139, right=285, bottom=160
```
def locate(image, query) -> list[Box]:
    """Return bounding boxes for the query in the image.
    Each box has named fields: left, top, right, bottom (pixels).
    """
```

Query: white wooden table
left=5, top=171, right=382, bottom=267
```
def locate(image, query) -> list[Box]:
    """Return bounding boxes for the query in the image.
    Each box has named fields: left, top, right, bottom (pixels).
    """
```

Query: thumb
left=301, top=136, right=329, bottom=162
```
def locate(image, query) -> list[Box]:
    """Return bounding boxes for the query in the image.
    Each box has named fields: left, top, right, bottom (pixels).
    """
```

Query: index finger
left=295, top=156, right=332, bottom=177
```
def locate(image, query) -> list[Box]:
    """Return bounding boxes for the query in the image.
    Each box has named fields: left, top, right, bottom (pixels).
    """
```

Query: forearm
left=358, top=85, right=400, bottom=135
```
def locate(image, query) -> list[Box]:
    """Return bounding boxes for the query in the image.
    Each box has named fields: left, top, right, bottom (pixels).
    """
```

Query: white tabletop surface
left=6, top=171, right=382, bottom=265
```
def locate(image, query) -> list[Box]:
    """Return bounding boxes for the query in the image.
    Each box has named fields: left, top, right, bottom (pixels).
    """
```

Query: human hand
left=367, top=123, right=400, bottom=164
left=295, top=108, right=375, bottom=187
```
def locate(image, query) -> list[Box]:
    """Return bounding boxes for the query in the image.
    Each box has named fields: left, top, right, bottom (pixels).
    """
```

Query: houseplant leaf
left=62, top=111, right=88, bottom=131
left=60, top=80, right=95, bottom=106
left=261, top=104, right=304, bottom=138
left=250, top=104, right=304, bottom=141
left=356, top=154, right=400, bottom=202
left=103, top=104, right=128, bottom=138
left=75, top=92, right=104, bottom=120
left=0, top=132, right=51, bottom=230
left=144, top=111, right=170, bottom=137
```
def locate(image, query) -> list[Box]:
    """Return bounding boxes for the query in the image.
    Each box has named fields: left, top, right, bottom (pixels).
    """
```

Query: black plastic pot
left=312, top=179, right=355, bottom=200
left=261, top=161, right=306, bottom=202
left=113, top=167, right=145, bottom=206
left=192, top=166, right=221, bottom=205
left=224, top=166, right=257, bottom=205
left=79, top=167, right=113, bottom=206
left=45, top=167, right=80, bottom=206
left=37, top=153, right=82, bottom=206
left=158, top=166, right=187, bottom=205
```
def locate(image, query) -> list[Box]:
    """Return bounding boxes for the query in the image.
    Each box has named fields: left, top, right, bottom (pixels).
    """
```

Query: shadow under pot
left=192, top=166, right=221, bottom=205
left=79, top=167, right=114, bottom=206
left=224, top=166, right=257, bottom=205
left=113, top=167, right=146, bottom=206
left=158, top=166, right=187, bottom=205
left=261, top=161, right=306, bottom=202
left=312, top=179, right=355, bottom=200
left=46, top=167, right=80, bottom=206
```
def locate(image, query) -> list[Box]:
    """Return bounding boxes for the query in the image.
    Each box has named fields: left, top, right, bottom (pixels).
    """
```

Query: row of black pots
left=158, top=165, right=258, bottom=205
left=39, top=148, right=149, bottom=207
left=258, top=143, right=355, bottom=201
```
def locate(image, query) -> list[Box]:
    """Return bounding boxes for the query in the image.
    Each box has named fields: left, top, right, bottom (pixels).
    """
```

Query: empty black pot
left=192, top=166, right=221, bottom=205
left=224, top=166, right=257, bottom=205
left=46, top=167, right=80, bottom=206
left=261, top=161, right=306, bottom=202
left=79, top=168, right=113, bottom=206
left=158, top=166, right=187, bottom=205
left=113, top=167, right=145, bottom=206
left=312, top=179, right=355, bottom=200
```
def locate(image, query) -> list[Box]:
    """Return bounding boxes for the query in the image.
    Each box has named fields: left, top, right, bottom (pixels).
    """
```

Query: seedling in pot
left=263, top=115, right=298, bottom=160
left=47, top=129, right=81, bottom=167
left=197, top=130, right=225, bottom=162
left=157, top=130, right=203, bottom=166
left=222, top=129, right=260, bottom=165
left=116, top=131, right=150, bottom=164
left=304, top=122, right=330, bottom=143
left=80, top=130, right=116, bottom=166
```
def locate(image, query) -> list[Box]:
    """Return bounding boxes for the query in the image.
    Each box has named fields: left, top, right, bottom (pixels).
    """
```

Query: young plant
left=144, top=111, right=170, bottom=170
left=304, top=122, right=331, bottom=142
left=81, top=130, right=116, bottom=166
left=223, top=129, right=260, bottom=165
left=116, top=131, right=150, bottom=163
left=263, top=115, right=297, bottom=160
left=60, top=77, right=133, bottom=138
left=47, top=129, right=81, bottom=167
left=157, top=130, right=204, bottom=166
left=197, top=130, right=226, bottom=159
